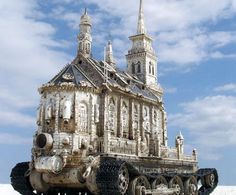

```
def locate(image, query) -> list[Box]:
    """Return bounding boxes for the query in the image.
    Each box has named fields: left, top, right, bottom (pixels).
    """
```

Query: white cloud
left=164, top=87, right=178, bottom=94
left=70, top=0, right=236, bottom=71
left=214, top=83, right=236, bottom=93
left=0, top=110, right=35, bottom=128
left=157, top=30, right=236, bottom=71
left=0, top=0, right=71, bottom=128
left=0, top=133, right=31, bottom=145
left=169, top=95, right=236, bottom=160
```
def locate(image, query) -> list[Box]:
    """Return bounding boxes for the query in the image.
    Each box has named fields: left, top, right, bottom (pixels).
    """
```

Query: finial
left=137, top=0, right=146, bottom=34
left=84, top=8, right=87, bottom=15
left=179, top=131, right=184, bottom=140
left=105, top=40, right=115, bottom=67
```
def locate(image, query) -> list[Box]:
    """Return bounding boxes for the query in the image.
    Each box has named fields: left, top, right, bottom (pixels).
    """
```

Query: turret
left=78, top=9, right=92, bottom=58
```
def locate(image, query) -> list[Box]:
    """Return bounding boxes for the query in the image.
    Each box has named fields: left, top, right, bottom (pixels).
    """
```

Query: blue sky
left=0, top=0, right=236, bottom=185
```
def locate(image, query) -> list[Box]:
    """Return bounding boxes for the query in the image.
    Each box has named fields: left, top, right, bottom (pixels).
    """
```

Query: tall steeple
left=126, top=0, right=158, bottom=87
left=78, top=9, right=92, bottom=58
left=137, top=0, right=146, bottom=34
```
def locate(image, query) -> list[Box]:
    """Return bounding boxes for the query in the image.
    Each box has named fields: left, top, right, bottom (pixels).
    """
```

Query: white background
left=1, top=185, right=236, bottom=195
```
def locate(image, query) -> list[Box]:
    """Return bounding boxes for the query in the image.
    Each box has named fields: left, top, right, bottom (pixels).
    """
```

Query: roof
left=49, top=63, right=95, bottom=88
left=47, top=54, right=162, bottom=102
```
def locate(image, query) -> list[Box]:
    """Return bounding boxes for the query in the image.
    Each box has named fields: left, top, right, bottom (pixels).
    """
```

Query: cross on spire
left=137, top=0, right=146, bottom=34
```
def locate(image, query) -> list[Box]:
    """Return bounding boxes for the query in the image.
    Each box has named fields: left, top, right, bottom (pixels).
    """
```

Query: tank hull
left=10, top=155, right=218, bottom=195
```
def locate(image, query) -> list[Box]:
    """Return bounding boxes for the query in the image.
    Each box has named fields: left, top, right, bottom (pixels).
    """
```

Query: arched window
left=153, top=111, right=158, bottom=127
left=45, top=104, right=53, bottom=121
left=79, top=103, right=88, bottom=132
left=108, top=98, right=116, bottom=135
left=149, top=62, right=152, bottom=74
left=144, top=107, right=148, bottom=117
left=143, top=107, right=150, bottom=132
left=86, top=43, right=90, bottom=54
left=137, top=61, right=141, bottom=73
left=79, top=42, right=83, bottom=51
left=133, top=105, right=139, bottom=130
left=132, top=63, right=135, bottom=74
left=122, top=102, right=129, bottom=138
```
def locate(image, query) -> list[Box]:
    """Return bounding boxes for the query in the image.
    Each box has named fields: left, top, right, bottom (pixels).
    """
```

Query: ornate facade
left=10, top=1, right=219, bottom=195
left=37, top=1, right=194, bottom=161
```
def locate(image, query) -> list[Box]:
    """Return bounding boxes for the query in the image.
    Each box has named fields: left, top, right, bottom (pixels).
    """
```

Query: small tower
left=78, top=9, right=92, bottom=58
left=105, top=41, right=116, bottom=67
left=126, top=0, right=157, bottom=86
left=176, top=131, right=184, bottom=159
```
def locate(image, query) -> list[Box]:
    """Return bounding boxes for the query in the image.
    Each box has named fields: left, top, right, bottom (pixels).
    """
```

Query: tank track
left=96, top=158, right=126, bottom=195
left=11, top=161, right=218, bottom=195
left=197, top=168, right=218, bottom=195
left=10, top=162, right=92, bottom=195
left=96, top=158, right=218, bottom=195
left=10, top=162, right=35, bottom=195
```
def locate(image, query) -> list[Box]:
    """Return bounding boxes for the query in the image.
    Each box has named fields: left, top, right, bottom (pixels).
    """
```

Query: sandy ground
left=1, top=184, right=236, bottom=194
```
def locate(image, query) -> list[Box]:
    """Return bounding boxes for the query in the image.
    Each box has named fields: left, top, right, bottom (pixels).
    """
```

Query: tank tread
left=11, top=162, right=94, bottom=195
left=95, top=158, right=219, bottom=195
left=10, top=162, right=35, bottom=195
left=96, top=158, right=128, bottom=195
left=128, top=170, right=218, bottom=195
left=197, top=168, right=218, bottom=195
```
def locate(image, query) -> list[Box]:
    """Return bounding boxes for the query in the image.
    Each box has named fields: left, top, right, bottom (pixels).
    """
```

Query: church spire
left=137, top=0, right=146, bottom=34
left=126, top=0, right=159, bottom=87
left=78, top=8, right=92, bottom=58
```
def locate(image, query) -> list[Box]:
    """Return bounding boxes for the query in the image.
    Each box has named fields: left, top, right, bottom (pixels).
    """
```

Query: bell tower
left=126, top=0, right=158, bottom=86
left=78, top=9, right=92, bottom=58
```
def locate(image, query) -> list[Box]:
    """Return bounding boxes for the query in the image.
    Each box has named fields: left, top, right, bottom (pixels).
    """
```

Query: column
left=103, top=95, right=111, bottom=153
left=74, top=92, right=79, bottom=133
left=55, top=93, right=60, bottom=133
left=129, top=100, right=134, bottom=140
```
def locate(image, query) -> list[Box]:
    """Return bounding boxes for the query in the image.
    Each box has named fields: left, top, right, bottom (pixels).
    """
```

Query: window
left=79, top=42, right=83, bottom=51
left=108, top=98, right=116, bottom=134
left=137, top=61, right=141, bottom=73
left=79, top=103, right=88, bottom=132
left=149, top=62, right=153, bottom=74
left=133, top=105, right=139, bottom=130
left=143, top=107, right=149, bottom=132
left=152, top=66, right=155, bottom=75
left=132, top=63, right=135, bottom=74
left=144, top=107, right=148, bottom=117
left=153, top=111, right=158, bottom=127
left=122, top=102, right=129, bottom=138
left=86, top=43, right=90, bottom=54
left=45, top=104, right=53, bottom=120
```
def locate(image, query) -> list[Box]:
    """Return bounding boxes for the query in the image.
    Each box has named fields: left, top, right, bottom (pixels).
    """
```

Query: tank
left=10, top=2, right=218, bottom=195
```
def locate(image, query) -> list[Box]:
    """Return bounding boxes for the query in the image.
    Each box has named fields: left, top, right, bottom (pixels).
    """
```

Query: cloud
left=71, top=0, right=236, bottom=72
left=47, top=0, right=236, bottom=71
left=214, top=83, right=236, bottom=93
left=157, top=30, right=236, bottom=72
left=169, top=95, right=236, bottom=160
left=164, top=87, right=178, bottom=94
left=0, top=133, right=31, bottom=145
left=0, top=0, right=71, bottom=128
left=0, top=110, right=35, bottom=128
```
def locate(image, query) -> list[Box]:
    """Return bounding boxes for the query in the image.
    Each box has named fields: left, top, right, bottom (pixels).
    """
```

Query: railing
left=160, top=146, right=195, bottom=161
